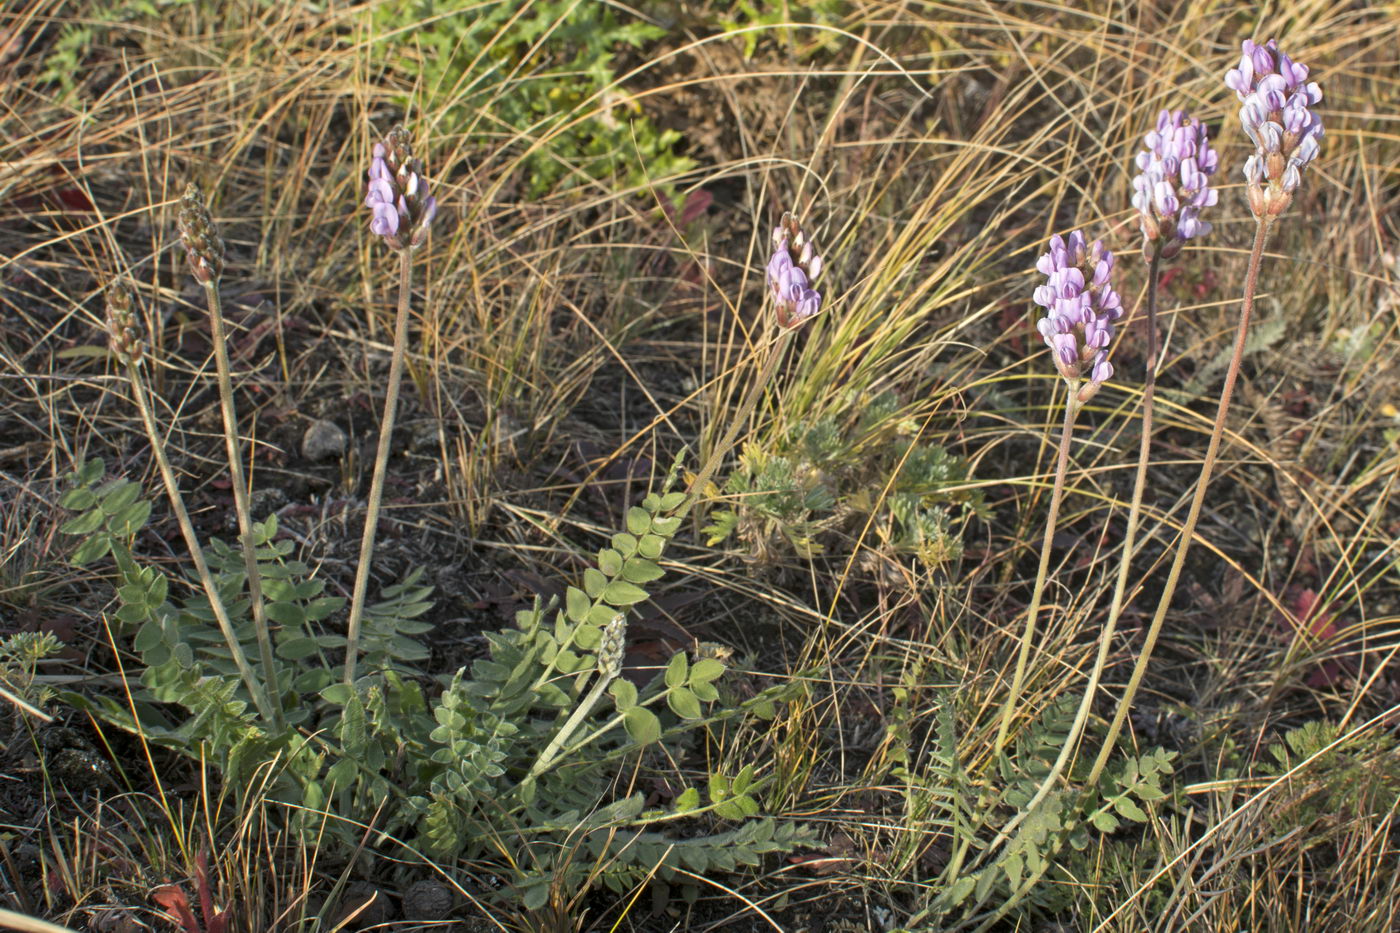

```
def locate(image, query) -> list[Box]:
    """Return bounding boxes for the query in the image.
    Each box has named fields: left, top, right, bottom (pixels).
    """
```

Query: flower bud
left=105, top=280, right=145, bottom=367
left=176, top=183, right=224, bottom=285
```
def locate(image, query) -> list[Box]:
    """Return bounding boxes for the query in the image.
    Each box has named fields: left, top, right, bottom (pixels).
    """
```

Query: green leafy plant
left=882, top=691, right=1179, bottom=929
left=60, top=461, right=810, bottom=909
left=373, top=0, right=694, bottom=198
left=719, top=0, right=846, bottom=61
left=0, top=631, right=63, bottom=720
left=704, top=391, right=985, bottom=568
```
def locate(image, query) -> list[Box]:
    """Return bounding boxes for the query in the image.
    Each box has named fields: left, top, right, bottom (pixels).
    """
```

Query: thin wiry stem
left=124, top=360, right=274, bottom=722
left=995, top=386, right=1081, bottom=751
left=991, top=251, right=1165, bottom=846
left=344, top=247, right=415, bottom=686
left=1090, top=218, right=1273, bottom=782
left=203, top=282, right=282, bottom=728
left=685, top=329, right=795, bottom=503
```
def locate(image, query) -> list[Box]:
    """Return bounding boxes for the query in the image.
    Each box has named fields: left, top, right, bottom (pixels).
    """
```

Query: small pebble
left=302, top=418, right=348, bottom=461
left=402, top=879, right=454, bottom=920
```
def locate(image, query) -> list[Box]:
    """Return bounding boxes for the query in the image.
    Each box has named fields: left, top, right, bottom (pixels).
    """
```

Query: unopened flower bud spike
left=102, top=278, right=275, bottom=724
left=178, top=183, right=283, bottom=728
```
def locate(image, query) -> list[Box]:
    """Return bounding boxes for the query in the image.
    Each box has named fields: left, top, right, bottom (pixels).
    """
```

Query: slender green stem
left=685, top=328, right=794, bottom=503
left=995, top=386, right=1081, bottom=751
left=124, top=360, right=275, bottom=722
left=344, top=248, right=415, bottom=686
left=990, top=253, right=1165, bottom=843
left=1089, top=218, right=1272, bottom=782
left=203, top=283, right=282, bottom=728
left=522, top=668, right=616, bottom=791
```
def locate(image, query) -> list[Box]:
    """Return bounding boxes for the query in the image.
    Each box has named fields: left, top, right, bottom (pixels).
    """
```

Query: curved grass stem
left=685, top=328, right=794, bottom=504
left=344, top=248, right=415, bottom=687
left=1089, top=218, right=1273, bottom=783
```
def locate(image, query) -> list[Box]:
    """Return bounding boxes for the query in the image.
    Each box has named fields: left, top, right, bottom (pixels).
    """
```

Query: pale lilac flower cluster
left=766, top=212, right=823, bottom=328
left=1131, top=110, right=1219, bottom=261
left=365, top=125, right=437, bottom=251
left=1224, top=38, right=1323, bottom=217
left=1033, top=233, right=1123, bottom=404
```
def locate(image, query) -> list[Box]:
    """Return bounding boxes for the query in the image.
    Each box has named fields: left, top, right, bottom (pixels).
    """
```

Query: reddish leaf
left=1276, top=587, right=1347, bottom=688
left=152, top=885, right=201, bottom=933
left=194, top=853, right=226, bottom=933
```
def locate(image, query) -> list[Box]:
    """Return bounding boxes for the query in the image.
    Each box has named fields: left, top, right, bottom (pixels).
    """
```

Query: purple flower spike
left=1131, top=110, right=1219, bottom=262
left=365, top=125, right=437, bottom=251
left=1224, top=38, right=1323, bottom=218
left=1033, top=233, right=1122, bottom=405
left=767, top=212, right=824, bottom=329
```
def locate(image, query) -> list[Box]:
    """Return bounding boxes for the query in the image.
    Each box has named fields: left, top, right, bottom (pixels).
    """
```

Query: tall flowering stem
left=177, top=183, right=283, bottom=728
left=344, top=126, right=436, bottom=687
left=685, top=212, right=824, bottom=503
left=1091, top=39, right=1319, bottom=780
left=105, top=281, right=276, bottom=723
left=995, top=233, right=1123, bottom=752
left=1069, top=111, right=1216, bottom=776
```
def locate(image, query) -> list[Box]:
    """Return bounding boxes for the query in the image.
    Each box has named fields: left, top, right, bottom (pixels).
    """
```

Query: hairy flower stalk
left=344, top=125, right=436, bottom=687
left=995, top=232, right=1123, bottom=751
left=686, top=212, right=825, bottom=503
left=104, top=281, right=275, bottom=722
left=1006, top=112, right=1223, bottom=828
left=1225, top=38, right=1324, bottom=219
left=177, top=184, right=283, bottom=728
left=521, top=614, right=629, bottom=794
left=1090, top=41, right=1320, bottom=784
